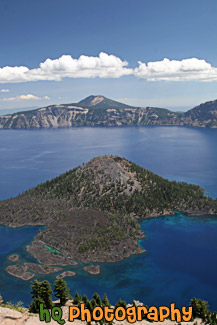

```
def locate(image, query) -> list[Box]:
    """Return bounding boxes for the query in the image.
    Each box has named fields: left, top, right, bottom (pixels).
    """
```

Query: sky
left=0, top=0, right=217, bottom=112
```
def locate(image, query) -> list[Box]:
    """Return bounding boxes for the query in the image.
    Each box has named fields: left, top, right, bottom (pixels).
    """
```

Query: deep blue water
left=0, top=226, right=42, bottom=304
left=1, top=126, right=217, bottom=200
left=0, top=126, right=217, bottom=309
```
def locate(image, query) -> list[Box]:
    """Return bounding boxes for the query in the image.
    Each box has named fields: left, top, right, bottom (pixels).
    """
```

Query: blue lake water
left=0, top=126, right=217, bottom=309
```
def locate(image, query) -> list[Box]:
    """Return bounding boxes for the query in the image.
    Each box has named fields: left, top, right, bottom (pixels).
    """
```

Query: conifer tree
left=115, top=298, right=127, bottom=309
left=54, top=279, right=70, bottom=306
left=91, top=297, right=97, bottom=309
left=102, top=293, right=110, bottom=307
left=92, top=292, right=101, bottom=306
left=73, top=292, right=82, bottom=305
left=190, top=298, right=210, bottom=321
left=82, top=294, right=89, bottom=307
left=29, top=280, right=53, bottom=313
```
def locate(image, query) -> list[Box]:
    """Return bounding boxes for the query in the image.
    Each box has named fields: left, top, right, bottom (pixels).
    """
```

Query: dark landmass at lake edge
left=56, top=271, right=76, bottom=279
left=83, top=264, right=101, bottom=275
left=0, top=95, right=217, bottom=129
left=0, top=155, right=217, bottom=277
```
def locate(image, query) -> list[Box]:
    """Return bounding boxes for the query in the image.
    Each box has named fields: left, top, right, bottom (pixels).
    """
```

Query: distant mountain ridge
left=0, top=95, right=217, bottom=128
left=179, top=100, right=217, bottom=127
left=78, top=95, right=134, bottom=109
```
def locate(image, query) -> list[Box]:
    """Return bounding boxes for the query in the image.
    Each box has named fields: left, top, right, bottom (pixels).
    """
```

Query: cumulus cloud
left=0, top=54, right=216, bottom=83
left=0, top=88, right=10, bottom=92
left=134, top=58, right=217, bottom=81
left=0, top=52, right=132, bottom=83
left=2, top=94, right=50, bottom=102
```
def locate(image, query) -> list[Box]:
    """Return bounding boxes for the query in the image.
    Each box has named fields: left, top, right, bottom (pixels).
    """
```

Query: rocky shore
left=5, top=263, right=64, bottom=281
left=8, top=254, right=19, bottom=262
left=24, top=263, right=62, bottom=275
left=6, top=265, right=35, bottom=281
left=83, top=264, right=101, bottom=275
left=26, top=241, right=78, bottom=266
left=56, top=271, right=76, bottom=279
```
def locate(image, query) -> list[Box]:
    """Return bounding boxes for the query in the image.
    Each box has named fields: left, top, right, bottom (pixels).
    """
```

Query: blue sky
left=0, top=0, right=216, bottom=112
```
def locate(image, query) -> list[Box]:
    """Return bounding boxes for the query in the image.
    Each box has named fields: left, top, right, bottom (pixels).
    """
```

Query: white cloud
left=0, top=54, right=217, bottom=83
left=0, top=88, right=10, bottom=92
left=134, top=58, right=217, bottom=81
left=0, top=52, right=132, bottom=83
left=2, top=94, right=50, bottom=102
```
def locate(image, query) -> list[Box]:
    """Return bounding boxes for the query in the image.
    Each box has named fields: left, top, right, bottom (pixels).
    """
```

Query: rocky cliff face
left=0, top=104, right=177, bottom=129
left=0, top=96, right=216, bottom=128
left=178, top=100, right=217, bottom=128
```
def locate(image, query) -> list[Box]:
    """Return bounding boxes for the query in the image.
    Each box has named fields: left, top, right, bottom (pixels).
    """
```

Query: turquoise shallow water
left=0, top=126, right=217, bottom=309
left=0, top=213, right=217, bottom=310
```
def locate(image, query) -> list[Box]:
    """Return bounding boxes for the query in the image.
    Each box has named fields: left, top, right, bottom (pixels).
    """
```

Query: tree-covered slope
left=0, top=156, right=216, bottom=264
left=179, top=99, right=217, bottom=127
left=27, top=155, right=216, bottom=216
